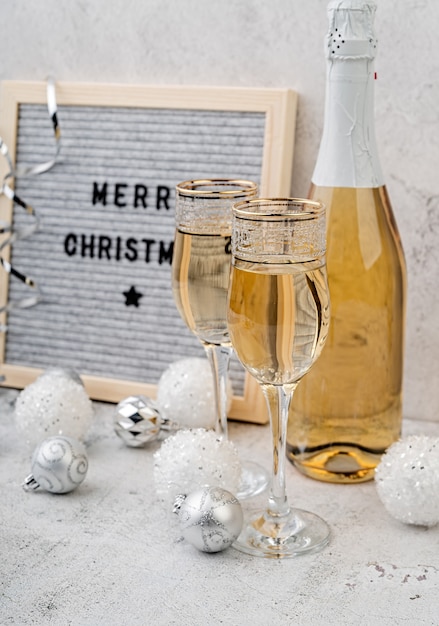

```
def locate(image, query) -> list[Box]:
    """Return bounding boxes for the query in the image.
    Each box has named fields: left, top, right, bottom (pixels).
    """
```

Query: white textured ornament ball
left=174, top=486, right=243, bottom=553
left=156, top=357, right=233, bottom=430
left=375, top=435, right=439, bottom=527
left=153, top=428, right=241, bottom=508
left=14, top=368, right=94, bottom=450
left=23, top=435, right=89, bottom=494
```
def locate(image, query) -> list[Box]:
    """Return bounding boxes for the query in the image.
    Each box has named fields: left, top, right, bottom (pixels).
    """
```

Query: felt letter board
left=0, top=81, right=297, bottom=423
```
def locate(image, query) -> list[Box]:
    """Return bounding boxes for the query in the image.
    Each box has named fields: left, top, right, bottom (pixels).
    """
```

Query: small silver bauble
left=174, top=486, right=243, bottom=553
left=23, top=435, right=89, bottom=494
left=114, top=395, right=177, bottom=447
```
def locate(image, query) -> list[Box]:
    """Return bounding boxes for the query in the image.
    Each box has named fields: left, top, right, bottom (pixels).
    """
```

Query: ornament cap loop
left=160, top=416, right=179, bottom=432
left=173, top=493, right=187, bottom=514
left=22, top=474, right=40, bottom=492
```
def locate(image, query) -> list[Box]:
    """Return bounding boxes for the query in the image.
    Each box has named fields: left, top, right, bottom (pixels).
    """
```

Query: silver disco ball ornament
left=114, top=395, right=176, bottom=447
left=23, top=435, right=89, bottom=494
left=174, top=486, right=243, bottom=553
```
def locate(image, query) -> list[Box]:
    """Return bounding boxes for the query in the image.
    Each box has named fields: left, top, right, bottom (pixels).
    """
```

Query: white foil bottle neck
left=326, top=1, right=377, bottom=61
left=312, top=0, right=383, bottom=188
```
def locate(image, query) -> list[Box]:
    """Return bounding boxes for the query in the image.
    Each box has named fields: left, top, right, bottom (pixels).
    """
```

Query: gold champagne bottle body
left=287, top=184, right=406, bottom=482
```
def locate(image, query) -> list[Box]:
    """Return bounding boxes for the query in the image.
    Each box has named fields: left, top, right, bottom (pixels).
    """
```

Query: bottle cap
left=326, top=1, right=377, bottom=60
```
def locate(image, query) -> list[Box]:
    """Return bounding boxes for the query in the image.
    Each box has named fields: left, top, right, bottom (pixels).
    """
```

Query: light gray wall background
left=1, top=0, right=438, bottom=423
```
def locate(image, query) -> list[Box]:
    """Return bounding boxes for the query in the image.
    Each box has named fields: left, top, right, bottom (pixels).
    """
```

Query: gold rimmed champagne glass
left=172, top=179, right=269, bottom=499
left=227, top=198, right=331, bottom=557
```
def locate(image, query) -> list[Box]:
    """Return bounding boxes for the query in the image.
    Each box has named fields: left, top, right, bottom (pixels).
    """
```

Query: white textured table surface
left=1, top=389, right=438, bottom=626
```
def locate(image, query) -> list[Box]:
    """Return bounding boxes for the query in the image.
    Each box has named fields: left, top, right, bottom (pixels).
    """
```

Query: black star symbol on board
left=123, top=286, right=143, bottom=307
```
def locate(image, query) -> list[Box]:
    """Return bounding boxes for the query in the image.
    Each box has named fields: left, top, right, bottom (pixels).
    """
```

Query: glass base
left=236, top=460, right=270, bottom=500
left=233, top=508, right=330, bottom=558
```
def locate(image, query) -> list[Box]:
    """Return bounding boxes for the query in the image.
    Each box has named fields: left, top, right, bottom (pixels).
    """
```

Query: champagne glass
left=172, top=179, right=269, bottom=499
left=227, top=198, right=331, bottom=557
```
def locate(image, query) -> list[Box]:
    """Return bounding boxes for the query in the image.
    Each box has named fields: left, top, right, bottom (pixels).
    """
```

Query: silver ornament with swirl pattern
left=23, top=435, right=88, bottom=494
left=174, top=486, right=243, bottom=553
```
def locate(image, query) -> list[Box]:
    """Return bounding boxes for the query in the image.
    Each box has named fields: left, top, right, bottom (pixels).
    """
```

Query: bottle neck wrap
left=313, top=1, right=383, bottom=188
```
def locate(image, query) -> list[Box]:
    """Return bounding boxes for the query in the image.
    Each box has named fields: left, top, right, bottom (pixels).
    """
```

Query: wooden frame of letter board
left=0, top=81, right=297, bottom=424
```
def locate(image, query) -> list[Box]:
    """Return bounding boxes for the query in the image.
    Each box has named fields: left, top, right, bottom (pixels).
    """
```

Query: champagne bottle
left=287, top=0, right=407, bottom=483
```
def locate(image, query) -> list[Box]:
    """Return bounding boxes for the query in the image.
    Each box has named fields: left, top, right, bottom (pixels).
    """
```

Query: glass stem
left=203, top=343, right=233, bottom=439
left=262, top=383, right=297, bottom=519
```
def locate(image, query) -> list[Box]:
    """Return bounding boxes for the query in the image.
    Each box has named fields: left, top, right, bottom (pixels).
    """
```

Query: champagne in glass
left=172, top=230, right=232, bottom=347
left=172, top=179, right=269, bottom=499
left=228, top=198, right=330, bottom=557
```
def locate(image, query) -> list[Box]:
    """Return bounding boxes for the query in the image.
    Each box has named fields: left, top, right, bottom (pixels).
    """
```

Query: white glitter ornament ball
left=156, top=357, right=233, bottom=430
left=14, top=368, right=94, bottom=450
left=375, top=435, right=439, bottom=527
left=174, top=486, right=243, bottom=553
left=153, top=428, right=242, bottom=508
left=23, top=435, right=89, bottom=494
